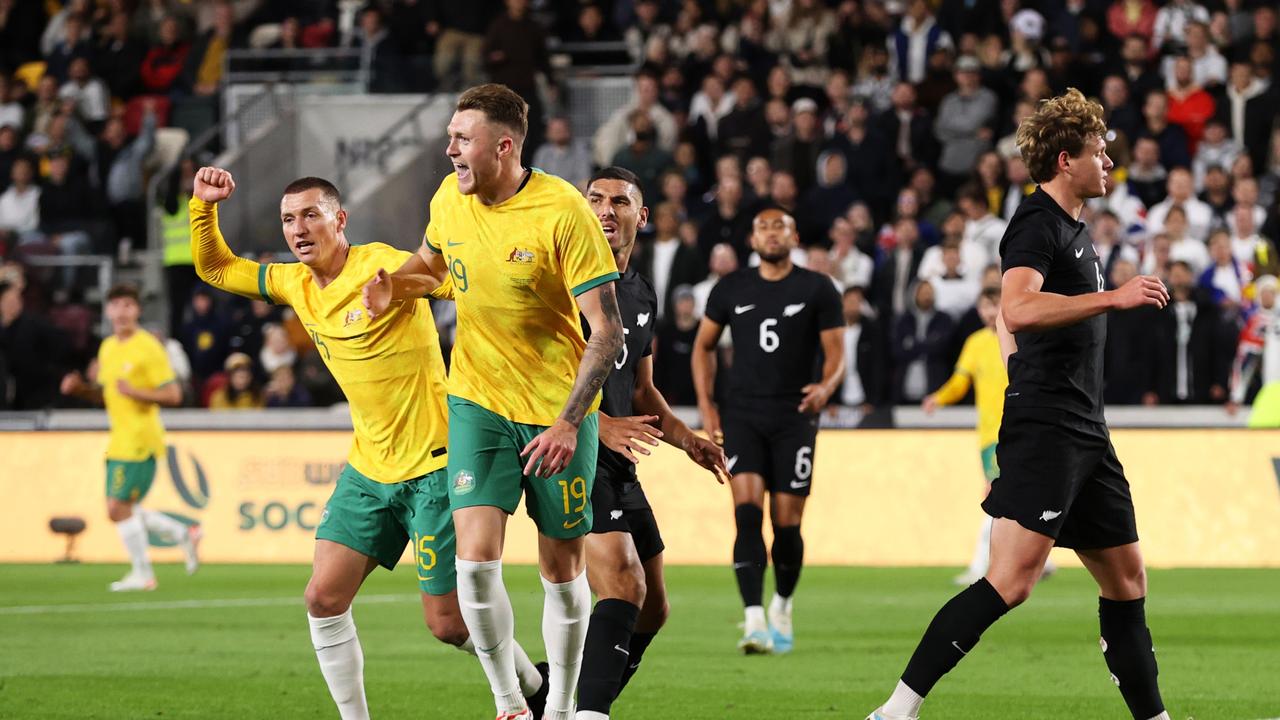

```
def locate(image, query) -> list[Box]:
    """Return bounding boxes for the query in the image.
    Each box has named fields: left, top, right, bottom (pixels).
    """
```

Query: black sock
left=901, top=578, right=1010, bottom=697
left=771, top=524, right=804, bottom=598
left=577, top=598, right=640, bottom=714
left=1099, top=596, right=1164, bottom=719
left=733, top=503, right=767, bottom=607
left=617, top=630, right=657, bottom=692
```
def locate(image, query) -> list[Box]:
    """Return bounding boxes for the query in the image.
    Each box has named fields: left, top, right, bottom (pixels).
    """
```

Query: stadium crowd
left=1, top=0, right=1278, bottom=417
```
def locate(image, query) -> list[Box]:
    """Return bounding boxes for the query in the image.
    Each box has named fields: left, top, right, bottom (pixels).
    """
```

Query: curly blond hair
left=1015, top=88, right=1107, bottom=184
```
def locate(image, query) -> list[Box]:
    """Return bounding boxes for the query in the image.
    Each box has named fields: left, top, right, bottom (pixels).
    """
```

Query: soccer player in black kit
left=575, top=167, right=729, bottom=720
left=868, top=90, right=1173, bottom=720
left=692, top=207, right=845, bottom=655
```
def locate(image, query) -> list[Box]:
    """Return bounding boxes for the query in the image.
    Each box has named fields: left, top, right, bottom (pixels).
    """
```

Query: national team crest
left=344, top=309, right=364, bottom=326
left=507, top=248, right=535, bottom=263
left=453, top=470, right=476, bottom=495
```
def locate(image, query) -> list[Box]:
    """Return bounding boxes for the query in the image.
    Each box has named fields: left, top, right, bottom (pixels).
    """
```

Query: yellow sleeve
left=933, top=337, right=976, bottom=406
left=554, top=191, right=618, bottom=296
left=144, top=336, right=176, bottom=388
left=430, top=273, right=455, bottom=301
left=189, top=197, right=284, bottom=304
left=422, top=179, right=449, bottom=253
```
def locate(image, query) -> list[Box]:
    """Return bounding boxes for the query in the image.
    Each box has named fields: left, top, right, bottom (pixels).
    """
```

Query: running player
left=368, top=84, right=623, bottom=720
left=575, top=167, right=729, bottom=719
left=691, top=208, right=845, bottom=655
left=922, top=287, right=1056, bottom=585
left=60, top=284, right=200, bottom=591
left=868, top=89, right=1172, bottom=720
left=188, top=168, right=546, bottom=720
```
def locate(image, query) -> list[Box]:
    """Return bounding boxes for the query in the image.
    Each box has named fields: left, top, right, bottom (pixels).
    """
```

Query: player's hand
left=1109, top=274, right=1169, bottom=310
left=194, top=166, right=236, bottom=204
left=698, top=401, right=723, bottom=446
left=921, top=394, right=939, bottom=415
left=599, top=414, right=662, bottom=464
left=681, top=433, right=729, bottom=484
left=797, top=383, right=832, bottom=414
left=521, top=418, right=578, bottom=478
left=116, top=379, right=140, bottom=399
left=60, top=371, right=84, bottom=396
left=362, top=268, right=394, bottom=319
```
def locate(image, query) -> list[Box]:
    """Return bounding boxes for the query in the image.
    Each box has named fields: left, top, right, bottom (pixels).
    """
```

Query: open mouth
left=455, top=163, right=470, bottom=181
left=295, top=239, right=315, bottom=256
left=600, top=221, right=618, bottom=239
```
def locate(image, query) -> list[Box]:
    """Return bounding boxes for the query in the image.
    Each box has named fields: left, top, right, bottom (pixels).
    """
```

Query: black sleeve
left=999, top=216, right=1056, bottom=279
left=814, top=277, right=844, bottom=331
left=704, top=276, right=730, bottom=325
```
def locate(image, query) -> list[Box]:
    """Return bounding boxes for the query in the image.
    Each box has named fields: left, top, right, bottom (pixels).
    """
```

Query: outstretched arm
left=189, top=167, right=273, bottom=302
left=1001, top=267, right=1169, bottom=333
left=364, top=238, right=448, bottom=317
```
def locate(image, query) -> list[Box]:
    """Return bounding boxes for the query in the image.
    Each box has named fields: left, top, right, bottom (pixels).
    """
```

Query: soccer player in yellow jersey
left=367, top=84, right=624, bottom=720
left=60, top=284, right=197, bottom=592
left=923, top=287, right=1057, bottom=586
left=188, top=168, right=547, bottom=720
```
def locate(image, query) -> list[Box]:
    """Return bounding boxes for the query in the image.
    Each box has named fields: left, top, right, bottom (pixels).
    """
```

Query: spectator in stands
left=593, top=69, right=677, bottom=169
left=563, top=3, right=628, bottom=66
left=1151, top=260, right=1231, bottom=404
left=799, top=151, right=859, bottom=243
left=95, top=10, right=143, bottom=101
left=770, top=0, right=836, bottom=87
left=771, top=98, right=824, bottom=195
left=0, top=278, right=67, bottom=410
left=1199, top=228, right=1251, bottom=308
left=717, top=75, right=772, bottom=162
left=29, top=75, right=63, bottom=139
left=95, top=104, right=157, bottom=248
left=1213, top=62, right=1276, bottom=175
left=228, top=297, right=279, bottom=362
left=1193, top=121, right=1240, bottom=191
left=159, top=159, right=197, bottom=336
left=828, top=97, right=893, bottom=223
left=623, top=0, right=670, bottom=64
left=59, top=57, right=110, bottom=131
left=0, top=157, right=39, bottom=245
left=889, top=0, right=953, bottom=85
left=696, top=175, right=752, bottom=266
left=1162, top=204, right=1212, bottom=274
left=0, top=125, right=24, bottom=197
left=874, top=216, right=926, bottom=320
left=636, top=202, right=704, bottom=321
left=892, top=278, right=953, bottom=402
left=208, top=351, right=265, bottom=410
left=1147, top=167, right=1213, bottom=242
left=1228, top=274, right=1279, bottom=413
left=877, top=81, right=937, bottom=176
left=957, top=183, right=1005, bottom=265
left=852, top=43, right=895, bottom=114
left=265, top=364, right=312, bottom=408
left=0, top=0, right=45, bottom=71
left=930, top=244, right=980, bottom=319
left=1165, top=56, right=1216, bottom=151
left=934, top=55, right=997, bottom=195
left=1092, top=209, right=1142, bottom=289
left=533, top=117, right=591, bottom=192
left=653, top=284, right=699, bottom=406
left=744, top=156, right=772, bottom=206
left=132, top=0, right=194, bottom=46
left=427, top=0, right=496, bottom=91
left=827, top=216, right=875, bottom=290
left=1140, top=90, right=1191, bottom=170
left=1107, top=0, right=1158, bottom=50
left=1228, top=203, right=1279, bottom=277
left=611, top=111, right=673, bottom=208
left=1230, top=177, right=1268, bottom=237
left=259, top=323, right=297, bottom=376
left=1128, top=136, right=1169, bottom=209
left=37, top=154, right=96, bottom=286
left=691, top=242, right=737, bottom=318
left=140, top=15, right=191, bottom=95
left=181, top=285, right=228, bottom=391
left=1100, top=75, right=1142, bottom=149
left=45, top=12, right=92, bottom=83
left=1200, top=165, right=1233, bottom=226
left=179, top=0, right=236, bottom=97
left=1118, top=34, right=1163, bottom=103
left=838, top=284, right=886, bottom=412
left=1153, top=0, right=1210, bottom=55
left=484, top=0, right=552, bottom=157
left=1104, top=258, right=1156, bottom=404
left=920, top=210, right=987, bottom=282
left=0, top=75, right=22, bottom=133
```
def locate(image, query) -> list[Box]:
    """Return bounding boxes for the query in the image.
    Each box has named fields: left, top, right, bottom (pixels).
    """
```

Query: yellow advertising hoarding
left=2, top=430, right=1278, bottom=567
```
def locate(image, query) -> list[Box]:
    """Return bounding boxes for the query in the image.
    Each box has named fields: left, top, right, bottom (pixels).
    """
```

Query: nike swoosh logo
left=952, top=641, right=968, bottom=655
left=726, top=455, right=739, bottom=472
left=789, top=480, right=810, bottom=489
left=563, top=518, right=585, bottom=530
left=1075, top=247, right=1085, bottom=258
left=614, top=644, right=631, bottom=655
left=734, top=304, right=755, bottom=314
left=447, top=239, right=465, bottom=247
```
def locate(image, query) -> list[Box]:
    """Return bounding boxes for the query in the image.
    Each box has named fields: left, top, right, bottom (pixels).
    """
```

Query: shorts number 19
left=558, top=476, right=587, bottom=515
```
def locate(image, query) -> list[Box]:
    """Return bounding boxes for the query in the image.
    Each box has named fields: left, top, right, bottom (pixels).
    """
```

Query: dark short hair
left=843, top=285, right=866, bottom=297
left=980, top=286, right=1001, bottom=302
left=456, top=83, right=529, bottom=141
left=589, top=166, right=645, bottom=203
left=283, top=177, right=342, bottom=207
left=107, top=284, right=140, bottom=302
left=1170, top=260, right=1194, bottom=274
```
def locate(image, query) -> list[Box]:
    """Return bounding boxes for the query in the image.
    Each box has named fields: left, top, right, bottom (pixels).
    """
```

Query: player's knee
left=599, top=559, right=647, bottom=606
left=642, top=588, right=670, bottom=630
left=304, top=582, right=351, bottom=618
left=424, top=609, right=469, bottom=647
left=106, top=500, right=132, bottom=523
left=1118, top=565, right=1147, bottom=599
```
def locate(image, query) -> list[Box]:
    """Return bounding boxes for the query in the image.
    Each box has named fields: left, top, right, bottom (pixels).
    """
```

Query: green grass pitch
left=1, top=563, right=1277, bottom=719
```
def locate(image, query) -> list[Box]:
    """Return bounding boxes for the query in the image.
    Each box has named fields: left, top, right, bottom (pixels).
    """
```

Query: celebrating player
left=368, top=84, right=623, bottom=720
left=59, top=284, right=199, bottom=591
left=691, top=208, right=845, bottom=654
left=868, top=89, right=1173, bottom=720
left=188, top=168, right=546, bottom=720
left=922, top=287, right=1056, bottom=585
left=575, top=167, right=729, bottom=719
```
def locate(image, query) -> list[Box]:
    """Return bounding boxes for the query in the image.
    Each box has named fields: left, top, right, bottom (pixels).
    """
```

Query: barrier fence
left=4, top=429, right=1277, bottom=568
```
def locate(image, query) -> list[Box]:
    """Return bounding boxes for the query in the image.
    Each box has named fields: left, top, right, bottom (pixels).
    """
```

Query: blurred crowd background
left=1, top=0, right=1278, bottom=417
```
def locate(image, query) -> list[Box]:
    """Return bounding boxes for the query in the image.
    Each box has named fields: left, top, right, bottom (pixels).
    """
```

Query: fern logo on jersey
left=146, top=445, right=210, bottom=547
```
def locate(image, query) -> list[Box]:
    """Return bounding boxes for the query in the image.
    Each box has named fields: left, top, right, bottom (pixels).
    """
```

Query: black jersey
left=999, top=187, right=1107, bottom=423
left=585, top=267, right=658, bottom=481
left=704, top=266, right=844, bottom=411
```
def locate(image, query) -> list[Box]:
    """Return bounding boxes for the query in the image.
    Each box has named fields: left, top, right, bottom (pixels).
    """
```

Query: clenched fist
left=194, top=166, right=236, bottom=203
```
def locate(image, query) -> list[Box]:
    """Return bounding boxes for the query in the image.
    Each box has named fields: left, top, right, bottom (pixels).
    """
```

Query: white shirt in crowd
left=1146, top=197, right=1214, bottom=241
left=841, top=322, right=865, bottom=406
left=963, top=215, right=1006, bottom=265
left=650, top=237, right=680, bottom=319
left=1170, top=236, right=1211, bottom=275
left=0, top=185, right=40, bottom=234
left=917, top=240, right=989, bottom=282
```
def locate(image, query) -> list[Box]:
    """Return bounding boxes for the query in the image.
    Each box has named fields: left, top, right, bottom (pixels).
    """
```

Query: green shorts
left=105, top=457, right=156, bottom=502
left=446, top=396, right=598, bottom=539
left=315, top=465, right=457, bottom=595
left=980, top=443, right=999, bottom=483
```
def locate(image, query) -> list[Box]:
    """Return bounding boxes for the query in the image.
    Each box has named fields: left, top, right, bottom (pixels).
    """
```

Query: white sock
left=458, top=558, right=524, bottom=714
left=541, top=571, right=591, bottom=720
left=968, top=515, right=994, bottom=576
left=768, top=593, right=793, bottom=635
left=882, top=679, right=924, bottom=718
left=1146, top=713, right=1171, bottom=720
left=138, top=508, right=188, bottom=544
left=576, top=712, right=609, bottom=720
left=114, top=514, right=152, bottom=578
left=308, top=609, right=369, bottom=720
left=460, top=636, right=543, bottom=699
left=744, top=605, right=767, bottom=635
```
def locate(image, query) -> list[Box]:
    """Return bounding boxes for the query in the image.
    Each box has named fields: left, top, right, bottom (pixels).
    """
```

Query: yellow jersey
left=933, top=327, right=1007, bottom=447
left=189, top=197, right=450, bottom=483
left=98, top=330, right=175, bottom=461
left=423, top=169, right=619, bottom=426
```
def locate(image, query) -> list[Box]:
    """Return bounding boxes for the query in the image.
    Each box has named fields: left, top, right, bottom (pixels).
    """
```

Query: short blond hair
left=1016, top=88, right=1107, bottom=184
left=456, top=84, right=529, bottom=142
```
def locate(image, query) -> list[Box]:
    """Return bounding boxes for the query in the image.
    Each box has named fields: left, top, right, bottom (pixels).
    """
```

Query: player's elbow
left=1002, top=304, right=1030, bottom=334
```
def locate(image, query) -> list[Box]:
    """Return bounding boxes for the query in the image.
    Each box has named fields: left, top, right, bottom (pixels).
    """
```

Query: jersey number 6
left=759, top=318, right=780, bottom=353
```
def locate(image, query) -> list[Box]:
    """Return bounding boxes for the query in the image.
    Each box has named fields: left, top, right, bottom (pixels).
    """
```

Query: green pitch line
left=0, top=564, right=1277, bottom=719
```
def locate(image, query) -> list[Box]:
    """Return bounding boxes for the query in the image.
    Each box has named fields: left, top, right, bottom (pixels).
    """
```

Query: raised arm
left=1001, top=267, right=1169, bottom=333
left=691, top=316, right=725, bottom=443
left=189, top=167, right=273, bottom=301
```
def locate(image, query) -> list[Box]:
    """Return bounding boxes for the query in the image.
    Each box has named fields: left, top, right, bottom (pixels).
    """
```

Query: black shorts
left=721, top=407, right=819, bottom=497
left=589, top=471, right=666, bottom=562
left=983, top=408, right=1139, bottom=550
